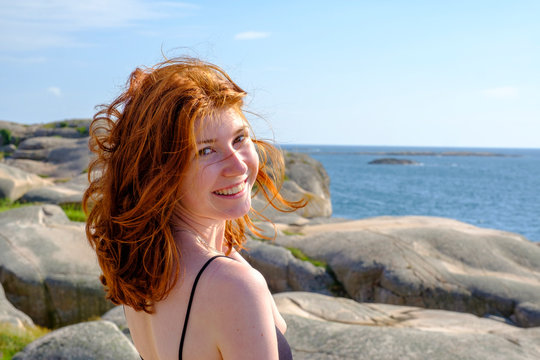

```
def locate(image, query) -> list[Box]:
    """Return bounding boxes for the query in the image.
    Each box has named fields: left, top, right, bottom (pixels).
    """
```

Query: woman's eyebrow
left=196, top=127, right=248, bottom=145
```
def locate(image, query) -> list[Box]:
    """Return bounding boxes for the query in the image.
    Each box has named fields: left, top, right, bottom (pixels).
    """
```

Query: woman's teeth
left=214, top=182, right=246, bottom=196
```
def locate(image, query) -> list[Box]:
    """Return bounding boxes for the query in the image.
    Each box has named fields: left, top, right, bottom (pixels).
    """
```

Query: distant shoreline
left=289, top=150, right=520, bottom=158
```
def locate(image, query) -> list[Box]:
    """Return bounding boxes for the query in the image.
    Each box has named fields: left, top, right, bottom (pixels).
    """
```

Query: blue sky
left=1, top=0, right=539, bottom=148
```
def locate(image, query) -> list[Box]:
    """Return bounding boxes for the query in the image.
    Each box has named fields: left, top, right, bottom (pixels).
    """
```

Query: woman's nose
left=222, top=149, right=248, bottom=176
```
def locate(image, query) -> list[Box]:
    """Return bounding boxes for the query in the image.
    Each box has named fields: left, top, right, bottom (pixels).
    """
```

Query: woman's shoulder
left=205, top=254, right=268, bottom=295
left=200, top=255, right=279, bottom=359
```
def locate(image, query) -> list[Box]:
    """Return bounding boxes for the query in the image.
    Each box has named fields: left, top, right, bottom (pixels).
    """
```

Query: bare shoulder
left=206, top=256, right=268, bottom=298
left=201, top=256, right=279, bottom=359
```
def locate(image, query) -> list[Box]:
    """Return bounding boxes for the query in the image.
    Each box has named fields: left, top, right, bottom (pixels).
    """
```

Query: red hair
left=83, top=57, right=304, bottom=313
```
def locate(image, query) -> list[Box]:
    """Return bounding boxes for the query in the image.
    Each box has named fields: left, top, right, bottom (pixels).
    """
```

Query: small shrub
left=76, top=126, right=88, bottom=136
left=0, top=323, right=50, bottom=359
left=58, top=121, right=69, bottom=128
left=60, top=203, right=87, bottom=222
left=0, top=129, right=12, bottom=145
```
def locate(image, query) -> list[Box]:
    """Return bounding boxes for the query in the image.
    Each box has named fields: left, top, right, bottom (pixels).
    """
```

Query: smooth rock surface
left=241, top=239, right=336, bottom=295
left=252, top=151, right=332, bottom=221
left=275, top=216, right=540, bottom=327
left=9, top=137, right=91, bottom=178
left=276, top=292, right=540, bottom=360
left=20, top=174, right=88, bottom=204
left=0, top=163, right=52, bottom=201
left=0, top=282, right=34, bottom=329
left=0, top=205, right=113, bottom=328
left=12, top=320, right=139, bottom=360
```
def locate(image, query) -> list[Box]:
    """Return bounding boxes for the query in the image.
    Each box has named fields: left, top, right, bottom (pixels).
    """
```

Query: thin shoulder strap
left=179, top=255, right=228, bottom=360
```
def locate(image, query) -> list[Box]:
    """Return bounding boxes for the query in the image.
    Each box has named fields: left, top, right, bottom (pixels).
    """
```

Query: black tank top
left=137, top=255, right=293, bottom=359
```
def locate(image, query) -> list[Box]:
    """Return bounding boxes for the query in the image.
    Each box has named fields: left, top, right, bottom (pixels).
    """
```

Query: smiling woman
left=82, top=57, right=304, bottom=360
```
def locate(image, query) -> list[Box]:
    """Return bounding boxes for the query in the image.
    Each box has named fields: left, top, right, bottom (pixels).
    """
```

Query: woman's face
left=178, top=109, right=259, bottom=224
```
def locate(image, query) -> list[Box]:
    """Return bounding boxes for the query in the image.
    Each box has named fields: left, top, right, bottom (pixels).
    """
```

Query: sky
left=1, top=0, right=539, bottom=148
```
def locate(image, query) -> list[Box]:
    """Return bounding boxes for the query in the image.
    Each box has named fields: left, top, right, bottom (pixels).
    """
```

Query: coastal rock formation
left=0, top=205, right=113, bottom=328
left=0, top=163, right=52, bottom=201
left=0, top=282, right=34, bottom=329
left=86, top=293, right=540, bottom=360
left=241, top=239, right=336, bottom=295
left=12, top=320, right=139, bottom=360
left=275, top=216, right=540, bottom=327
left=252, top=151, right=332, bottom=222
left=276, top=292, right=540, bottom=360
left=368, top=158, right=419, bottom=165
left=0, top=119, right=90, bottom=145
left=21, top=173, right=88, bottom=204
left=7, top=136, right=91, bottom=178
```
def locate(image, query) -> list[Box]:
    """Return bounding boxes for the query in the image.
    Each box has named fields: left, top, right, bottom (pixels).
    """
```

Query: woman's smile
left=213, top=179, right=248, bottom=197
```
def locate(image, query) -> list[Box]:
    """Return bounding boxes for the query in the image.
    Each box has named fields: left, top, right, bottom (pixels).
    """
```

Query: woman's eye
left=198, top=147, right=214, bottom=156
left=234, top=134, right=246, bottom=145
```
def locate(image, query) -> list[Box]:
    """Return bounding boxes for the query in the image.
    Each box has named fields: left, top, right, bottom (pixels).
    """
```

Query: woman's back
left=125, top=253, right=288, bottom=360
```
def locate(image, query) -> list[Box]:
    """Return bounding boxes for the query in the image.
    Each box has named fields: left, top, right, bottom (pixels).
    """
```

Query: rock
left=276, top=291, right=540, bottom=360
left=368, top=158, right=419, bottom=165
left=20, top=174, right=89, bottom=204
left=275, top=216, right=540, bottom=327
left=102, top=305, right=132, bottom=342
left=514, top=302, right=540, bottom=327
left=241, top=239, right=336, bottom=295
left=12, top=320, right=139, bottom=360
left=10, top=137, right=91, bottom=178
left=0, top=204, right=113, bottom=328
left=0, top=144, right=17, bottom=154
left=0, top=163, right=52, bottom=201
left=0, top=119, right=90, bottom=145
left=0, top=282, right=34, bottom=329
left=252, top=151, right=332, bottom=221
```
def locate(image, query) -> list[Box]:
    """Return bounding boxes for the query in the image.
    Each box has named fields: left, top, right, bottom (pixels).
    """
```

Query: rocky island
left=368, top=158, right=419, bottom=165
left=1, top=119, right=539, bottom=359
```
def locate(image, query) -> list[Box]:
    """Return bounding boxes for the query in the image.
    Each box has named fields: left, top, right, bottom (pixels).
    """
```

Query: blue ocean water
left=281, top=145, right=540, bottom=243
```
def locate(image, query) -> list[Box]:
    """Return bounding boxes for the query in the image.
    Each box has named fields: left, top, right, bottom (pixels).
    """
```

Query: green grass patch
left=76, top=126, right=88, bottom=136
left=0, top=199, right=31, bottom=213
left=0, top=323, right=50, bottom=359
left=286, top=247, right=326, bottom=268
left=282, top=229, right=304, bottom=236
left=60, top=203, right=87, bottom=222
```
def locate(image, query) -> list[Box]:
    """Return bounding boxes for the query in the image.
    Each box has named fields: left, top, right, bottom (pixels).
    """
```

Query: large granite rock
left=21, top=173, right=89, bottom=204
left=276, top=292, right=540, bottom=360
left=0, top=119, right=90, bottom=145
left=0, top=282, right=34, bottom=329
left=12, top=320, right=139, bottom=360
left=8, top=137, right=91, bottom=178
left=241, top=239, right=336, bottom=295
left=0, top=163, right=52, bottom=201
left=0, top=205, right=113, bottom=328
left=275, top=216, right=540, bottom=327
left=252, top=151, right=332, bottom=222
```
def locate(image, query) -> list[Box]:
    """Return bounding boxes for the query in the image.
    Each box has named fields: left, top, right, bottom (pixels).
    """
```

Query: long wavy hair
left=83, top=57, right=304, bottom=313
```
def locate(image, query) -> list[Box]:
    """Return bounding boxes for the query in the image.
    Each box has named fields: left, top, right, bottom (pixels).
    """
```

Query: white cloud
left=482, top=86, right=519, bottom=99
left=47, top=86, right=62, bottom=97
left=0, top=0, right=198, bottom=51
left=234, top=31, right=271, bottom=40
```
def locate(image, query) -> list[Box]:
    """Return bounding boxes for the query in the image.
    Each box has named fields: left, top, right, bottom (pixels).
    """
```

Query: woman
left=83, top=57, right=304, bottom=360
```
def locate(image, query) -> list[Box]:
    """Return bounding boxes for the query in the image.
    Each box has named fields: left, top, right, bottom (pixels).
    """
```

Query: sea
left=281, top=145, right=540, bottom=243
